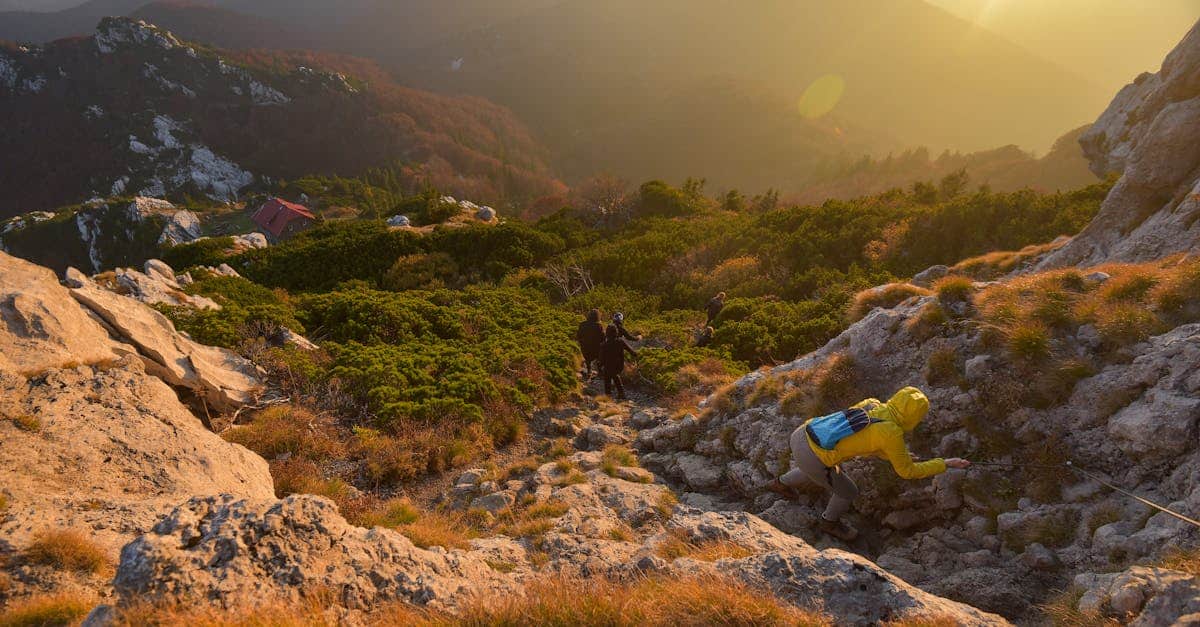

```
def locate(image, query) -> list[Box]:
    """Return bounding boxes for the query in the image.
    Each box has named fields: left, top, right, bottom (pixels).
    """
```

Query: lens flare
left=797, top=74, right=846, bottom=120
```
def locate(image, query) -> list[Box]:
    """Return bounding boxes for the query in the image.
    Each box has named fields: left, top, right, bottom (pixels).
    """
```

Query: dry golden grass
left=776, top=353, right=859, bottom=419
left=22, top=529, right=110, bottom=575
left=847, top=283, right=931, bottom=323
left=1155, top=547, right=1200, bottom=577
left=222, top=405, right=347, bottom=463
left=654, top=491, right=679, bottom=520
left=392, top=509, right=478, bottom=550
left=600, top=445, right=639, bottom=477
left=923, top=348, right=962, bottom=388
left=882, top=614, right=967, bottom=627
left=102, top=576, right=829, bottom=627
left=452, top=576, right=831, bottom=627
left=6, top=414, right=42, bottom=433
left=1038, top=589, right=1123, bottom=627
left=354, top=498, right=420, bottom=528
left=951, top=239, right=1068, bottom=280
left=932, top=275, right=974, bottom=304
left=974, top=257, right=1200, bottom=373
left=0, top=592, right=96, bottom=627
left=655, top=528, right=756, bottom=562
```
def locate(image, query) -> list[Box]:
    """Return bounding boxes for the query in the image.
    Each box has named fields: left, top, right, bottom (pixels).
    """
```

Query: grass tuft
left=22, top=529, right=110, bottom=575
left=847, top=283, right=931, bottom=322
left=7, top=414, right=42, bottom=433
left=0, top=592, right=96, bottom=627
left=933, top=275, right=974, bottom=304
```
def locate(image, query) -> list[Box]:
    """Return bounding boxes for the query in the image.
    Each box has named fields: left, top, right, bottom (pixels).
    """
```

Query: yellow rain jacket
left=805, top=387, right=946, bottom=479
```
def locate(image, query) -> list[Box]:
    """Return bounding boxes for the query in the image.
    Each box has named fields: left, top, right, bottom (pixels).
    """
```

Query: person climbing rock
left=608, top=312, right=642, bottom=342
left=764, top=387, right=969, bottom=541
left=575, top=309, right=605, bottom=379
left=600, top=324, right=637, bottom=400
left=706, top=292, right=726, bottom=325
left=695, top=326, right=715, bottom=348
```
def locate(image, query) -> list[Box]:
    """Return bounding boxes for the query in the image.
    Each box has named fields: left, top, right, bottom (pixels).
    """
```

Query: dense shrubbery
left=237, top=221, right=424, bottom=291
left=160, top=236, right=235, bottom=270
left=199, top=173, right=1107, bottom=492
left=159, top=275, right=303, bottom=348
left=299, top=286, right=577, bottom=444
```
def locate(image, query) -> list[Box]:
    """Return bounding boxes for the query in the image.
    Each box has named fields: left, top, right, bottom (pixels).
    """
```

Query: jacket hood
left=885, top=387, right=929, bottom=432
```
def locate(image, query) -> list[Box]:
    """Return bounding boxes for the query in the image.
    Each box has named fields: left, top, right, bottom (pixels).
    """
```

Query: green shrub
left=635, top=347, right=747, bottom=395
left=160, top=236, right=235, bottom=270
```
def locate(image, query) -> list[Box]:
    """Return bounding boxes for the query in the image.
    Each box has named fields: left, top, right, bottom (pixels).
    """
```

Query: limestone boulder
left=0, top=357, right=273, bottom=556
left=1075, top=566, right=1200, bottom=626
left=1042, top=22, right=1200, bottom=267
left=663, top=509, right=1009, bottom=626
left=105, top=495, right=517, bottom=613
left=0, top=251, right=127, bottom=375
left=65, top=267, right=261, bottom=411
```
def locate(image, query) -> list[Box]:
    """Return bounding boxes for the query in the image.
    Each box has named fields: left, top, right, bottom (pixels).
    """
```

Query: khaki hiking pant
left=780, top=426, right=859, bottom=522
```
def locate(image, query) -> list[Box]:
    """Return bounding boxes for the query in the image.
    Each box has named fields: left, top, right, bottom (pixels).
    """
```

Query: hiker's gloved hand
left=945, top=458, right=971, bottom=469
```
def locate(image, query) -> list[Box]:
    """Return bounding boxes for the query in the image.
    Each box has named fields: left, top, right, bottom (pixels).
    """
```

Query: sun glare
left=797, top=74, right=846, bottom=120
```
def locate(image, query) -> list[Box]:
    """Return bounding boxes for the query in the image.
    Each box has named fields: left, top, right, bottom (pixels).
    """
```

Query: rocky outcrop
left=0, top=358, right=274, bottom=556
left=110, top=261, right=220, bottom=310
left=104, top=495, right=517, bottom=613
left=1074, top=566, right=1200, bottom=625
left=0, top=252, right=127, bottom=375
left=0, top=249, right=273, bottom=608
left=635, top=292, right=1200, bottom=618
left=97, top=487, right=1005, bottom=626
left=1041, top=20, right=1200, bottom=268
left=65, top=266, right=261, bottom=411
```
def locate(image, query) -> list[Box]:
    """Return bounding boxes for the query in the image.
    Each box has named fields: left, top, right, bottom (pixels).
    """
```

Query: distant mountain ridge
left=0, top=17, right=563, bottom=217
left=0, top=0, right=1104, bottom=200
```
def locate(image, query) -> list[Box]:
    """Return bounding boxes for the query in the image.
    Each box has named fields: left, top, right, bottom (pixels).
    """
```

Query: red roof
left=252, top=198, right=316, bottom=238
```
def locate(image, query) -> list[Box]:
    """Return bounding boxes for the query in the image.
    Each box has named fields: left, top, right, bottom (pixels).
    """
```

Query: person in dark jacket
left=695, top=326, right=715, bottom=348
left=600, top=325, right=637, bottom=399
left=576, top=309, right=605, bottom=379
left=706, top=292, right=726, bottom=325
left=608, top=312, right=642, bottom=342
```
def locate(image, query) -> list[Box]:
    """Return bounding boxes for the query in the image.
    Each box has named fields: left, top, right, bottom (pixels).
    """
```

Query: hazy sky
left=926, top=0, right=1199, bottom=91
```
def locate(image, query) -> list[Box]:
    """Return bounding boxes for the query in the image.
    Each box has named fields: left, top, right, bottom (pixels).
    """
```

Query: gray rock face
left=387, top=214, right=411, bottom=228
left=109, top=495, right=517, bottom=613
left=1041, top=22, right=1200, bottom=268
left=157, top=209, right=202, bottom=246
left=1075, top=566, right=1200, bottom=625
left=911, top=264, right=950, bottom=288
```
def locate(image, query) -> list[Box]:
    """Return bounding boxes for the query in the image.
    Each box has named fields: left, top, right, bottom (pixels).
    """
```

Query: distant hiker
left=608, top=312, right=642, bottom=342
left=600, top=325, right=637, bottom=400
left=575, top=309, right=605, bottom=379
left=706, top=292, right=726, bottom=325
left=695, top=326, right=715, bottom=348
left=764, top=387, right=970, bottom=541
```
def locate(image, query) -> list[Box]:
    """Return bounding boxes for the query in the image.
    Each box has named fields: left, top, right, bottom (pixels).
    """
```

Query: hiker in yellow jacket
left=765, top=386, right=970, bottom=540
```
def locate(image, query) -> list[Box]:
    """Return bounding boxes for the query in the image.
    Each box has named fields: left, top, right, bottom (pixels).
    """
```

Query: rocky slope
left=625, top=25, right=1200, bottom=621
left=1, top=197, right=208, bottom=274
left=1041, top=20, right=1200, bottom=268
left=89, top=401, right=1006, bottom=626
left=1, top=248, right=1003, bottom=625
left=0, top=17, right=562, bottom=218
left=0, top=250, right=273, bottom=605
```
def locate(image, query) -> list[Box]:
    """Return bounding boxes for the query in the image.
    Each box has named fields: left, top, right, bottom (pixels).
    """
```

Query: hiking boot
left=763, top=478, right=799, bottom=500
left=818, top=517, right=859, bottom=541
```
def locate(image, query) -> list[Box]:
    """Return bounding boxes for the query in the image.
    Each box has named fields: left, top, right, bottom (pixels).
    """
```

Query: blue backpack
left=806, top=407, right=881, bottom=450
